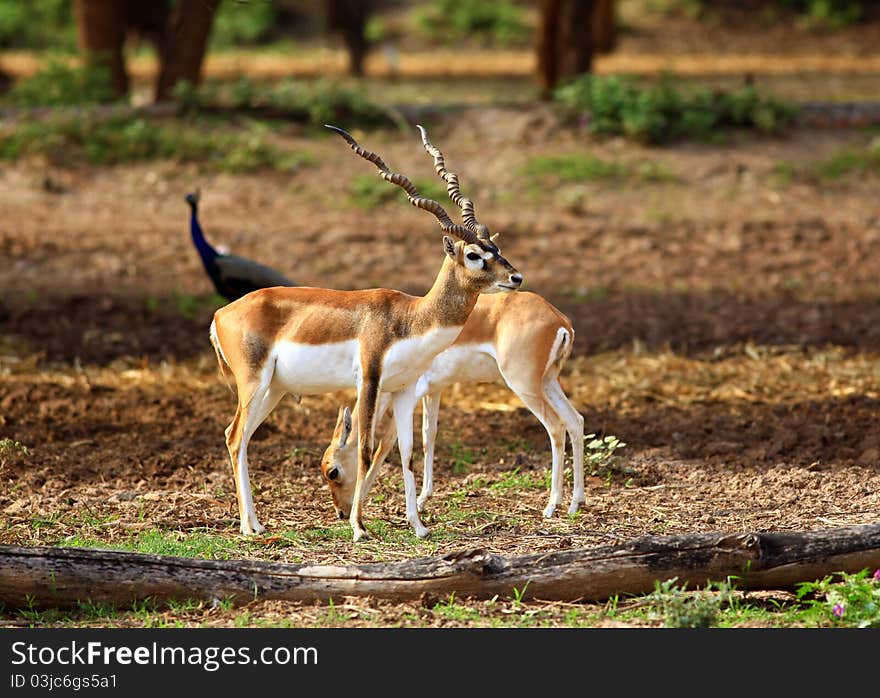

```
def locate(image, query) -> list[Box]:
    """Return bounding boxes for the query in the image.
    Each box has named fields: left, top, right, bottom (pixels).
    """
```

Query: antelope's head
left=326, top=124, right=523, bottom=295
left=321, top=406, right=357, bottom=518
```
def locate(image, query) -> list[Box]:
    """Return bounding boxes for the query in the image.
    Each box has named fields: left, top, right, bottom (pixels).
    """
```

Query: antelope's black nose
left=509, top=273, right=523, bottom=287
left=337, top=510, right=346, bottom=520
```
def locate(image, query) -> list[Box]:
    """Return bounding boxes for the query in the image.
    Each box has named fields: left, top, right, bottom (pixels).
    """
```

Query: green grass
left=523, top=153, right=677, bottom=187
left=348, top=173, right=449, bottom=209
left=488, top=467, right=547, bottom=492
left=0, top=114, right=313, bottom=172
left=61, top=528, right=249, bottom=560
left=812, top=144, right=880, bottom=179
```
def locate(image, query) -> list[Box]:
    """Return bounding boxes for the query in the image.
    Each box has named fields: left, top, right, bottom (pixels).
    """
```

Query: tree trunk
left=2, top=525, right=879, bottom=610
left=325, top=0, right=372, bottom=77
left=536, top=0, right=564, bottom=97
left=593, top=0, right=616, bottom=53
left=561, top=0, right=596, bottom=79
left=536, top=0, right=597, bottom=98
left=154, top=0, right=220, bottom=103
left=72, top=0, right=128, bottom=97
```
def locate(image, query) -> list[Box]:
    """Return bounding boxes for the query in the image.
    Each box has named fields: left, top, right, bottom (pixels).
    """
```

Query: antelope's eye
left=465, top=251, right=481, bottom=261
left=327, top=467, right=339, bottom=481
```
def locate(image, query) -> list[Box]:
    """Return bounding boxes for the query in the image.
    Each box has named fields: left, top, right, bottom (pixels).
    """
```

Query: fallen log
left=1, top=524, right=878, bottom=610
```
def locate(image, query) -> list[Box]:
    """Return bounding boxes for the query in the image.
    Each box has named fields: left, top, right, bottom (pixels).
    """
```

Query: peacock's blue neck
left=189, top=205, right=218, bottom=270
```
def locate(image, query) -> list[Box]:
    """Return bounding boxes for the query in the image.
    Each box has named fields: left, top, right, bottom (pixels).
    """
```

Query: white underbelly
left=422, top=343, right=501, bottom=391
left=272, top=339, right=359, bottom=394
left=379, top=326, right=463, bottom=393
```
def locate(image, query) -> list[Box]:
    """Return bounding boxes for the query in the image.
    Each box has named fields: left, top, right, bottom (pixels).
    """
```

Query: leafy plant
left=780, top=0, right=863, bottom=28
left=797, top=568, right=880, bottom=627
left=0, top=0, right=74, bottom=50
left=7, top=59, right=117, bottom=107
left=210, top=0, right=277, bottom=49
left=583, top=433, right=626, bottom=477
left=0, top=438, right=29, bottom=467
left=647, top=577, right=735, bottom=628
left=556, top=75, right=796, bottom=144
left=413, top=0, right=530, bottom=46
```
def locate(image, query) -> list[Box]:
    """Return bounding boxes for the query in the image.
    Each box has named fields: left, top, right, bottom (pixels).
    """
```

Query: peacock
left=185, top=190, right=295, bottom=302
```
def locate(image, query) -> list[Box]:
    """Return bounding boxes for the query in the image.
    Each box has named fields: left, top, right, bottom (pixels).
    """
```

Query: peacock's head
left=185, top=190, right=200, bottom=211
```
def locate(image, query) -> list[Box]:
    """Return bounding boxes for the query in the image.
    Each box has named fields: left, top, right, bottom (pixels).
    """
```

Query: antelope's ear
left=338, top=406, right=353, bottom=447
left=443, top=235, right=457, bottom=259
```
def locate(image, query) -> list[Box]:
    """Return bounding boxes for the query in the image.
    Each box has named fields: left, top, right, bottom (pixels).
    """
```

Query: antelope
left=210, top=124, right=523, bottom=541
left=321, top=290, right=585, bottom=523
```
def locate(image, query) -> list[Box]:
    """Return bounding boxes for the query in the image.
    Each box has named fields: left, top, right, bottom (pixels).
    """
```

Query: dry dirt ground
left=1, top=100, right=880, bottom=626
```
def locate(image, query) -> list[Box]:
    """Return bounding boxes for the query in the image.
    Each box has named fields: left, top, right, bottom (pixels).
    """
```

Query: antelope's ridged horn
left=416, top=124, right=492, bottom=244
left=325, top=124, right=479, bottom=245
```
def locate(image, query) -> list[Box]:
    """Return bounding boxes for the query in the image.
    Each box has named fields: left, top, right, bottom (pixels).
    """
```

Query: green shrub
left=779, top=0, right=863, bottom=28
left=797, top=569, right=880, bottom=627
left=0, top=0, right=73, bottom=50
left=7, top=59, right=117, bottom=107
left=0, top=114, right=306, bottom=172
left=555, top=75, right=796, bottom=144
left=176, top=77, right=394, bottom=130
left=210, top=0, right=277, bottom=49
left=413, top=0, right=530, bottom=46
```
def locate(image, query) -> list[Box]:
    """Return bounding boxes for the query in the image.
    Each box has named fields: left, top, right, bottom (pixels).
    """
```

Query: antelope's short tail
left=209, top=318, right=234, bottom=392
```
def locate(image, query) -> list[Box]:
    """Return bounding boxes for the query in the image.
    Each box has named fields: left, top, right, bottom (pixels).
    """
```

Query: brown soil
left=2, top=101, right=880, bottom=626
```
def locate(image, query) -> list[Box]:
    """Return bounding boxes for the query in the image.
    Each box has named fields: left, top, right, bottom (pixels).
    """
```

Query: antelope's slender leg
left=392, top=383, right=429, bottom=538
left=362, top=392, right=395, bottom=496
left=225, top=363, right=283, bottom=535
left=350, top=369, right=381, bottom=542
left=545, top=379, right=586, bottom=514
left=418, top=391, right=442, bottom=512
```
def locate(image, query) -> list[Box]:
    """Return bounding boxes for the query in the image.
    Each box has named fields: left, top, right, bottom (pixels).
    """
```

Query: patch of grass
left=176, top=77, right=396, bottom=130
left=812, top=142, right=880, bottom=179
left=556, top=75, right=796, bottom=144
left=348, top=174, right=448, bottom=209
left=770, top=160, right=796, bottom=187
left=62, top=529, right=246, bottom=560
left=0, top=114, right=311, bottom=172
left=448, top=442, right=477, bottom=475
left=523, top=153, right=677, bottom=189
left=488, top=467, right=546, bottom=492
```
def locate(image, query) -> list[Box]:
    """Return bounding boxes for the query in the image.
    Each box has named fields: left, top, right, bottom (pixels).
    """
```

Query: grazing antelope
left=210, top=124, right=523, bottom=541
left=321, top=290, right=585, bottom=522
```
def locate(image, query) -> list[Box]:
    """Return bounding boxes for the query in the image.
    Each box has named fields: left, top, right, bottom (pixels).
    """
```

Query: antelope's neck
left=415, top=257, right=479, bottom=331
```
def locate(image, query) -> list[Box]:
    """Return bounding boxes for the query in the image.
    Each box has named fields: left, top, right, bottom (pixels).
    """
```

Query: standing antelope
left=210, top=124, right=523, bottom=541
left=320, top=290, right=585, bottom=522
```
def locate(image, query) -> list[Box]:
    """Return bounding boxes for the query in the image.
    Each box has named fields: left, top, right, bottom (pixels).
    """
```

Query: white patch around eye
left=481, top=251, right=494, bottom=261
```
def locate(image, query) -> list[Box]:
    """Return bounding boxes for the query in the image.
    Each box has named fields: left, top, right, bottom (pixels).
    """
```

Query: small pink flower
left=873, top=569, right=880, bottom=582
left=832, top=603, right=845, bottom=618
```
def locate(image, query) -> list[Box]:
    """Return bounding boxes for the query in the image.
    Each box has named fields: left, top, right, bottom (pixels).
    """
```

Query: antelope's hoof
left=241, top=521, right=265, bottom=536
left=568, top=500, right=585, bottom=516
left=414, top=525, right=431, bottom=539
left=352, top=526, right=370, bottom=543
